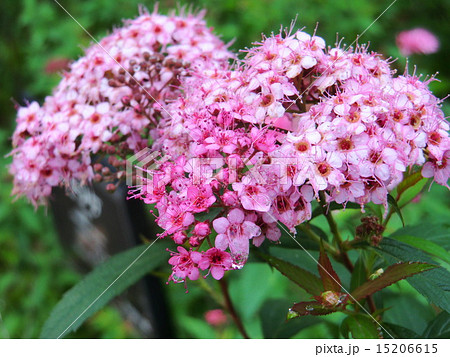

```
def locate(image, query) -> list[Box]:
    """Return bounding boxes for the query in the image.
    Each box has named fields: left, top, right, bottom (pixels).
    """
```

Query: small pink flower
left=422, top=151, right=450, bottom=188
left=213, top=208, right=261, bottom=267
left=168, top=246, right=202, bottom=282
left=186, top=185, right=216, bottom=213
left=199, top=248, right=232, bottom=280
left=232, top=176, right=272, bottom=212
left=396, top=28, right=439, bottom=56
left=204, top=309, right=227, bottom=327
left=157, top=205, right=195, bottom=235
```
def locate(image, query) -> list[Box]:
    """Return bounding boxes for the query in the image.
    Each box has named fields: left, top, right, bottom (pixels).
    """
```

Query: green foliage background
left=0, top=0, right=449, bottom=338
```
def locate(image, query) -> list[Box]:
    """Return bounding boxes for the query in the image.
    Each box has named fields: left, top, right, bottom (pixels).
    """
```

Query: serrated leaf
left=40, top=241, right=169, bottom=338
left=318, top=244, right=341, bottom=292
left=387, top=194, right=405, bottom=227
left=341, top=315, right=381, bottom=339
left=291, top=301, right=337, bottom=316
left=259, top=299, right=319, bottom=338
left=391, top=223, right=450, bottom=251
left=392, top=235, right=450, bottom=264
left=376, top=238, right=450, bottom=313
left=352, top=262, right=436, bottom=301
left=311, top=201, right=360, bottom=219
left=422, top=312, right=450, bottom=339
left=257, top=251, right=323, bottom=296
left=382, top=322, right=420, bottom=339
left=350, top=256, right=368, bottom=292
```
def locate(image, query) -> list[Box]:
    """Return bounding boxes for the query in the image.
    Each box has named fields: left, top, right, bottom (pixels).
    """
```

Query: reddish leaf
left=318, top=244, right=341, bottom=292
left=291, top=301, right=338, bottom=316
left=351, top=262, right=436, bottom=301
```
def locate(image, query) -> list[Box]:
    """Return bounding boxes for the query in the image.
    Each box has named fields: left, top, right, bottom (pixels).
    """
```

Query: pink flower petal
left=213, top=217, right=230, bottom=233
left=215, top=234, right=229, bottom=250
left=211, top=265, right=225, bottom=280
left=227, top=208, right=245, bottom=224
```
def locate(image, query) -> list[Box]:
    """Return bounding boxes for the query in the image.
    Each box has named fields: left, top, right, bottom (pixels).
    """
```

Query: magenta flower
left=396, top=28, right=439, bottom=56
left=186, top=185, right=217, bottom=213
left=198, top=248, right=233, bottom=280
left=168, top=246, right=202, bottom=282
left=157, top=205, right=195, bottom=235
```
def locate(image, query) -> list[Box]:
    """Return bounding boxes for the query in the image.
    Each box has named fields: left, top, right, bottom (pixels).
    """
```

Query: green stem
left=319, top=192, right=354, bottom=272
left=195, top=277, right=224, bottom=308
left=218, top=278, right=250, bottom=339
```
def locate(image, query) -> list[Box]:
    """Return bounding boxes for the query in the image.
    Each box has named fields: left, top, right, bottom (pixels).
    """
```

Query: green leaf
left=387, top=194, right=405, bottom=227
left=382, top=283, right=435, bottom=335
left=396, top=171, right=424, bottom=198
left=341, top=315, right=381, bottom=339
left=259, top=299, right=319, bottom=338
left=392, top=235, right=450, bottom=264
left=40, top=241, right=169, bottom=338
left=391, top=223, right=450, bottom=250
left=350, top=256, right=368, bottom=292
left=376, top=238, right=450, bottom=313
left=257, top=251, right=323, bottom=296
left=396, top=172, right=428, bottom=207
left=276, top=224, right=320, bottom=250
left=318, top=244, right=341, bottom=292
left=311, top=202, right=360, bottom=220
left=351, top=262, right=436, bottom=301
left=422, top=312, right=450, bottom=339
left=195, top=206, right=223, bottom=222
left=382, top=322, right=420, bottom=339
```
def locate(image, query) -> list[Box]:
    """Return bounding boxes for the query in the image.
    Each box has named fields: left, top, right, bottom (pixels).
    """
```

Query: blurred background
left=0, top=0, right=449, bottom=338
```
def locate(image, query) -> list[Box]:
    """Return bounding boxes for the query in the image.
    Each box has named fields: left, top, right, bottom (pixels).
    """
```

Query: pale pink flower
left=396, top=28, right=439, bottom=56
left=232, top=176, right=272, bottom=212
left=213, top=209, right=261, bottom=267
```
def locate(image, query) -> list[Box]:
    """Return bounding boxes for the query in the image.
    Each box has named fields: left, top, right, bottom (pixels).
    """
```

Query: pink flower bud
left=222, top=191, right=238, bottom=206
left=194, top=222, right=211, bottom=237
left=173, top=231, right=188, bottom=245
left=204, top=309, right=227, bottom=327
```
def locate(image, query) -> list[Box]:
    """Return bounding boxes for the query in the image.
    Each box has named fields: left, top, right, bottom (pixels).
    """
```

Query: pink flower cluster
left=136, top=28, right=449, bottom=282
left=9, top=10, right=448, bottom=284
left=9, top=8, right=233, bottom=206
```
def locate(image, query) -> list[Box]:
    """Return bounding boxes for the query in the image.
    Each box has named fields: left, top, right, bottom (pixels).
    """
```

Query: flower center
left=317, top=162, right=331, bottom=176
